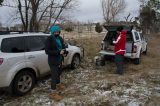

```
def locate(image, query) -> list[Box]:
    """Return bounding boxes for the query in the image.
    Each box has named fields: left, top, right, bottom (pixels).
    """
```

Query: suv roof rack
left=0, top=31, right=23, bottom=35
left=0, top=31, right=50, bottom=35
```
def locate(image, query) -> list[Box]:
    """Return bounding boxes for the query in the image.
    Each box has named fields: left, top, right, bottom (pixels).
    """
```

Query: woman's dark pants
left=115, top=54, right=124, bottom=75
left=49, top=63, right=62, bottom=90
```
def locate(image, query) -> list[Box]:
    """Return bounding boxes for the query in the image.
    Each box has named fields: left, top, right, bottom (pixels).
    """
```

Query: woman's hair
left=117, top=26, right=123, bottom=32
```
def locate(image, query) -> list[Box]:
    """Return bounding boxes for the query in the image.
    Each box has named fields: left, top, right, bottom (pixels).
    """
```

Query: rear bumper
left=99, top=50, right=138, bottom=59
left=0, top=86, right=12, bottom=94
left=99, top=50, right=115, bottom=56
left=0, top=66, right=10, bottom=88
left=0, top=75, right=10, bottom=88
left=0, top=64, right=11, bottom=88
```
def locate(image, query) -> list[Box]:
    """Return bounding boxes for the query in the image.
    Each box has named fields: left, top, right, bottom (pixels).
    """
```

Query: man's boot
left=49, top=91, right=62, bottom=101
left=56, top=83, right=65, bottom=90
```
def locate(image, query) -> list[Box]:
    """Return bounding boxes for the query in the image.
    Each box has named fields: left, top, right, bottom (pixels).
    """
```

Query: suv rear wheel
left=13, top=71, right=35, bottom=96
left=71, top=54, right=80, bottom=69
left=134, top=58, right=140, bottom=65
left=143, top=45, right=147, bottom=55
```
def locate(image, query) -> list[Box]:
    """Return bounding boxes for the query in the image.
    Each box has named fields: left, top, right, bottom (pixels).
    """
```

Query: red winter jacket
left=113, top=30, right=127, bottom=55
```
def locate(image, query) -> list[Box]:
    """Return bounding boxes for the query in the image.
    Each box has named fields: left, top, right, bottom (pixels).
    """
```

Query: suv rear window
left=126, top=32, right=133, bottom=41
left=25, top=36, right=47, bottom=52
left=1, top=37, right=25, bottom=53
left=134, top=32, right=140, bottom=41
left=139, top=33, right=144, bottom=41
left=104, top=31, right=133, bottom=43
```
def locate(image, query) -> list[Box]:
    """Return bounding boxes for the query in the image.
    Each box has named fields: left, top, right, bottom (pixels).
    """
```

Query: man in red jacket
left=113, top=26, right=126, bottom=75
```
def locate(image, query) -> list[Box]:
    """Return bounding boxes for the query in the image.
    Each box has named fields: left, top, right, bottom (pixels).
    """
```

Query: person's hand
left=62, top=54, right=67, bottom=57
left=60, top=50, right=64, bottom=55
left=113, top=41, right=116, bottom=44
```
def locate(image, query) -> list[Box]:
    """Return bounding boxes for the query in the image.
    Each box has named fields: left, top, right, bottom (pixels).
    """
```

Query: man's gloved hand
left=60, top=50, right=64, bottom=55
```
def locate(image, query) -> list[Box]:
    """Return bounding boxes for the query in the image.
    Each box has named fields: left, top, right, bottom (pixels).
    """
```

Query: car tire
left=95, top=56, right=105, bottom=66
left=143, top=46, right=147, bottom=55
left=134, top=58, right=140, bottom=65
left=71, top=54, right=80, bottom=69
left=100, top=59, right=105, bottom=66
left=13, top=71, right=35, bottom=96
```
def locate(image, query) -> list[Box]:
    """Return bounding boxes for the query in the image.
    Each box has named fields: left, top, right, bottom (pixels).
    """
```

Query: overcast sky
left=72, top=0, right=140, bottom=22
left=0, top=0, right=140, bottom=26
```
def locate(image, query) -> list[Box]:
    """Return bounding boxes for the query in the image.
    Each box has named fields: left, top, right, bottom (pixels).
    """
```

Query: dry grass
left=63, top=31, right=105, bottom=61
left=69, top=33, right=160, bottom=75
left=75, top=37, right=103, bottom=59
left=140, top=35, right=160, bottom=69
left=62, top=31, right=160, bottom=74
left=1, top=33, right=160, bottom=106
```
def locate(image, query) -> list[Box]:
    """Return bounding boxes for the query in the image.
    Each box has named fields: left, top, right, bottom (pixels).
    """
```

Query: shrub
left=65, top=27, right=73, bottom=32
left=95, top=23, right=103, bottom=33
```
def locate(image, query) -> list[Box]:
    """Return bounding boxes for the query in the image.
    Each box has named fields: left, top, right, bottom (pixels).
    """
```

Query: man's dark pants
left=49, top=63, right=62, bottom=90
left=115, top=54, right=124, bottom=75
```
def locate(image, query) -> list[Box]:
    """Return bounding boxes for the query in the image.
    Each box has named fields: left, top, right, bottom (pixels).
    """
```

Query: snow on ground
left=1, top=66, right=160, bottom=106
left=0, top=34, right=160, bottom=106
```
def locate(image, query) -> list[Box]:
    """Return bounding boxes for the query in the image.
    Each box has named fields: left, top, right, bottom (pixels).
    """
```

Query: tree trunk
left=29, top=0, right=40, bottom=32
left=18, top=0, right=26, bottom=31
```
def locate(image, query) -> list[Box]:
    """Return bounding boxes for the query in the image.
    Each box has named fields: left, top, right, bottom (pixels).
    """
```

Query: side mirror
left=144, top=37, right=148, bottom=42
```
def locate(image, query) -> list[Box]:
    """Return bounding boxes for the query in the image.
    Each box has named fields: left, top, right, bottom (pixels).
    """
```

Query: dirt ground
left=0, top=33, right=160, bottom=106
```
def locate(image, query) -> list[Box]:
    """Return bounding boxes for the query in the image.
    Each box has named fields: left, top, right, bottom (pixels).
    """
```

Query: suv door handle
left=28, top=55, right=35, bottom=59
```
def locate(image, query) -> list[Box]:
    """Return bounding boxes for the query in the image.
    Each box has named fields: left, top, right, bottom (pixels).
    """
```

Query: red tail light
left=133, top=45, right=137, bottom=53
left=0, top=58, right=3, bottom=65
left=101, top=42, right=104, bottom=50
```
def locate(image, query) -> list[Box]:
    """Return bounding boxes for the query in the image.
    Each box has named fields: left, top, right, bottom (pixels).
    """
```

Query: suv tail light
left=101, top=42, right=104, bottom=50
left=133, top=45, right=137, bottom=53
left=0, top=58, right=3, bottom=65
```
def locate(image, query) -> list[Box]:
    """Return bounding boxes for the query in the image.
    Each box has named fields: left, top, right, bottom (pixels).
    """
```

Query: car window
left=25, top=36, right=48, bottom=52
left=126, top=32, right=133, bottom=41
left=104, top=31, right=118, bottom=46
left=140, top=33, right=144, bottom=41
left=134, top=32, right=140, bottom=41
left=1, top=37, right=25, bottom=53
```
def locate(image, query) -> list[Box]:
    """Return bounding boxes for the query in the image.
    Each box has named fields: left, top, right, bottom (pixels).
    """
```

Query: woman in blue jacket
left=45, top=25, right=65, bottom=100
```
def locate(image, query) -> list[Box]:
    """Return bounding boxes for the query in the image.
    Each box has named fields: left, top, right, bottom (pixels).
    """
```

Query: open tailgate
left=103, top=25, right=133, bottom=31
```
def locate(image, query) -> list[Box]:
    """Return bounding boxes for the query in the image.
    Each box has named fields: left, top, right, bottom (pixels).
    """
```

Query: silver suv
left=0, top=32, right=82, bottom=95
left=95, top=26, right=147, bottom=65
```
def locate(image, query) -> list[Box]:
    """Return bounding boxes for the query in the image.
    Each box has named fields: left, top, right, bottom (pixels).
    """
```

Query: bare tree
left=86, top=20, right=93, bottom=33
left=76, top=21, right=83, bottom=33
left=2, top=0, right=78, bottom=32
left=44, top=0, right=78, bottom=32
left=138, top=0, right=148, bottom=6
left=16, top=0, right=30, bottom=31
left=124, top=13, right=133, bottom=22
left=101, top=0, right=126, bottom=23
left=0, top=0, right=3, bottom=5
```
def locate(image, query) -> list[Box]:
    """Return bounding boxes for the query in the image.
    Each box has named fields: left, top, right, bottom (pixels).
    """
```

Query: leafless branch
left=3, top=0, right=78, bottom=32
left=101, top=0, right=126, bottom=23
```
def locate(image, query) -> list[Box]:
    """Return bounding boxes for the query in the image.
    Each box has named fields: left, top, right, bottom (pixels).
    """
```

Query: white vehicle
left=97, top=26, right=147, bottom=65
left=0, top=32, right=82, bottom=95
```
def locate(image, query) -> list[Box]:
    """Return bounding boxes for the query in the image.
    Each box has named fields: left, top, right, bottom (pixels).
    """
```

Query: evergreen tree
left=95, top=23, right=103, bottom=33
left=139, top=0, right=159, bottom=33
left=65, top=27, right=73, bottom=32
